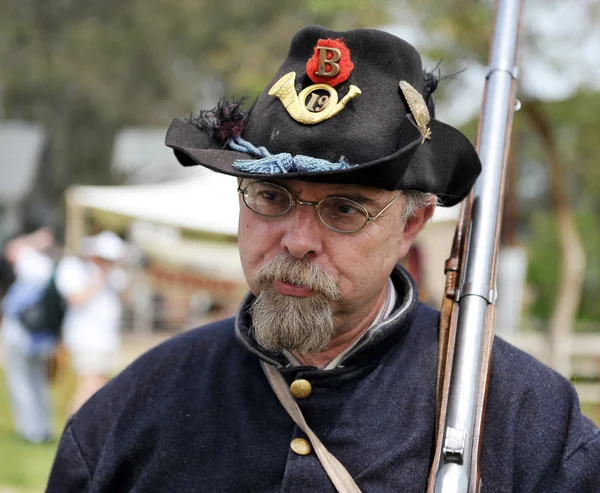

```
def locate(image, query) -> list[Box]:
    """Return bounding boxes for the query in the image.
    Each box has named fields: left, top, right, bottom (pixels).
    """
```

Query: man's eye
left=336, top=203, right=360, bottom=215
left=322, top=198, right=365, bottom=219
left=261, top=191, right=278, bottom=201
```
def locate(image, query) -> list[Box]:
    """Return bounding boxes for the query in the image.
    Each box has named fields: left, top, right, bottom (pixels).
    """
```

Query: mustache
left=251, top=254, right=341, bottom=301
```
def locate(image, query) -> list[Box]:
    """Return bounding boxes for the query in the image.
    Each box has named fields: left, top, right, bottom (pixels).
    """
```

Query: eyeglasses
left=237, top=181, right=402, bottom=234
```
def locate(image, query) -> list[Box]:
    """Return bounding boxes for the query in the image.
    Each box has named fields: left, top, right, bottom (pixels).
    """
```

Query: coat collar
left=234, top=264, right=419, bottom=368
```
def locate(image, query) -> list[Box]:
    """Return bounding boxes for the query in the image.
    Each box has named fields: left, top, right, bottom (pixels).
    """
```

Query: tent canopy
left=68, top=172, right=240, bottom=236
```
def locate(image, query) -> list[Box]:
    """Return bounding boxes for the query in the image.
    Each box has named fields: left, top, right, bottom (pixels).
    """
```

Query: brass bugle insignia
left=268, top=71, right=361, bottom=125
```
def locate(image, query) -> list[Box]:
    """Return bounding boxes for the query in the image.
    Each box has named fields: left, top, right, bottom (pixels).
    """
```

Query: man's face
left=238, top=179, right=432, bottom=352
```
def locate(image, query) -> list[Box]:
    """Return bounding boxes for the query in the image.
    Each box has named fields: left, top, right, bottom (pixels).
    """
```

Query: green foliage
left=399, top=0, right=494, bottom=63
left=574, top=212, right=600, bottom=322
left=0, top=0, right=391, bottom=219
left=547, top=92, right=600, bottom=205
left=521, top=92, right=600, bottom=321
left=526, top=210, right=600, bottom=322
left=526, top=212, right=561, bottom=318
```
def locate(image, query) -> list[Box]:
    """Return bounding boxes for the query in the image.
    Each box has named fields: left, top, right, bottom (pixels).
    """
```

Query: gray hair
left=401, top=190, right=437, bottom=222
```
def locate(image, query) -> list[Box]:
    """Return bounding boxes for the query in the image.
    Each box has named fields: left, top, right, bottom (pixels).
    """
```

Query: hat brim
left=165, top=115, right=479, bottom=207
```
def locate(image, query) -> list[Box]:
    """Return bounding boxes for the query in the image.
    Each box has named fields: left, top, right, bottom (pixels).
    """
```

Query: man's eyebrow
left=338, top=192, right=379, bottom=206
left=267, top=179, right=382, bottom=205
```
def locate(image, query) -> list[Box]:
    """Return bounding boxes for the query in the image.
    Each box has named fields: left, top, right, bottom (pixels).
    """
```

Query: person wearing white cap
left=55, top=230, right=129, bottom=413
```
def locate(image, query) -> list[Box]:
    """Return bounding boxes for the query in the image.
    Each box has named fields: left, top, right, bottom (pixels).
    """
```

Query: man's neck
left=290, top=281, right=390, bottom=368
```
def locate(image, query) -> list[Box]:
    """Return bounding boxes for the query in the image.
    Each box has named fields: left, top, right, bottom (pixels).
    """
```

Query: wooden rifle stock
left=427, top=1, right=523, bottom=492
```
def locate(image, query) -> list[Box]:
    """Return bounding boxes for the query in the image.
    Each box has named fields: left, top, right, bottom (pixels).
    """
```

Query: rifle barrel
left=433, top=0, right=523, bottom=491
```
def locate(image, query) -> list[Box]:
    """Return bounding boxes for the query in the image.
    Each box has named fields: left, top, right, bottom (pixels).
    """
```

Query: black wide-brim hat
left=166, top=25, right=481, bottom=207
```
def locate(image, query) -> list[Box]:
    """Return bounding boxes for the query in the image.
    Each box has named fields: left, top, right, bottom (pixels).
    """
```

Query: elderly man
left=46, top=26, right=599, bottom=492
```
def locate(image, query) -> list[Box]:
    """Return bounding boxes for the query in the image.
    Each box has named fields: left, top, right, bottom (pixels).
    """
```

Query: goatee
left=250, top=254, right=341, bottom=353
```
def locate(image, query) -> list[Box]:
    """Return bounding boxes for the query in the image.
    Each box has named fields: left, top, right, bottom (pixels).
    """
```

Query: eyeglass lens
left=242, top=182, right=369, bottom=232
left=242, top=182, right=292, bottom=217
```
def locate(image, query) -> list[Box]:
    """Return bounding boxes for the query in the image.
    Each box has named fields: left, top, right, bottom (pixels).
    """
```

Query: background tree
left=0, top=0, right=391, bottom=227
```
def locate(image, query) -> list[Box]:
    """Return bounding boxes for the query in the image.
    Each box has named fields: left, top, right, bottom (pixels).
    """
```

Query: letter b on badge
left=315, top=47, right=341, bottom=77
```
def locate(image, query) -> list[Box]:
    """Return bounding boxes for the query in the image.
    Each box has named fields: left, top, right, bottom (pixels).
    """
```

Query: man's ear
left=397, top=203, right=435, bottom=261
left=403, top=203, right=435, bottom=241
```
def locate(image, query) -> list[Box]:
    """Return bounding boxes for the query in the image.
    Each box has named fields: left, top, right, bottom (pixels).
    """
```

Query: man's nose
left=280, top=204, right=324, bottom=260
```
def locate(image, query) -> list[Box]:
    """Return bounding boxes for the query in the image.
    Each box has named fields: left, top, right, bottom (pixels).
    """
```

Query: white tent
left=66, top=172, right=240, bottom=248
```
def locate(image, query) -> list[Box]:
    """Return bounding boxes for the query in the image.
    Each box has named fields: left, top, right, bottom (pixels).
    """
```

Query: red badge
left=306, top=38, right=354, bottom=87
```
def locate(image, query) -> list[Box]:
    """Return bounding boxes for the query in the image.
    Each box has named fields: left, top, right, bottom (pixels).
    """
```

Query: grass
left=582, top=403, right=600, bottom=426
left=0, top=433, right=57, bottom=491
left=0, top=363, right=75, bottom=493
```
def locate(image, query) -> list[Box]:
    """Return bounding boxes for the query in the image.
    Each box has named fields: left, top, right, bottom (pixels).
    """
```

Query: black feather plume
left=423, top=60, right=468, bottom=118
left=424, top=60, right=443, bottom=98
left=188, top=97, right=249, bottom=146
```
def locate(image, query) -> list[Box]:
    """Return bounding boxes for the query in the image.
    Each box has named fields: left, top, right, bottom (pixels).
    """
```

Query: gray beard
left=251, top=285, right=335, bottom=353
left=249, top=254, right=341, bottom=354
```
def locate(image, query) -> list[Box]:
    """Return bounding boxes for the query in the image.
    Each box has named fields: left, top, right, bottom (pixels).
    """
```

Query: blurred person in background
left=54, top=230, right=128, bottom=414
left=47, top=26, right=600, bottom=492
left=1, top=227, right=58, bottom=444
left=0, top=255, right=16, bottom=301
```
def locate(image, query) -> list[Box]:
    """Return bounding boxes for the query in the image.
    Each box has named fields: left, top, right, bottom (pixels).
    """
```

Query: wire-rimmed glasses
left=237, top=181, right=402, bottom=234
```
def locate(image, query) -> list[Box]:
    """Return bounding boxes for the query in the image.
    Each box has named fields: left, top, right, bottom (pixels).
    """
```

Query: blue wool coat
left=46, top=267, right=600, bottom=492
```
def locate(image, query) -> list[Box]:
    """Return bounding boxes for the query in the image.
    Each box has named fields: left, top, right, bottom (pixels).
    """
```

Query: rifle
left=427, top=0, right=524, bottom=491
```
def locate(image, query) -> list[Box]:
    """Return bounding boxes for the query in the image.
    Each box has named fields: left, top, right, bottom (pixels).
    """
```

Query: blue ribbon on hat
left=228, top=136, right=350, bottom=173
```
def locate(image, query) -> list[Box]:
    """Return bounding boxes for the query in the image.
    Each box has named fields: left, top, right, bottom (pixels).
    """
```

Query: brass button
left=290, top=379, right=312, bottom=399
left=290, top=438, right=312, bottom=455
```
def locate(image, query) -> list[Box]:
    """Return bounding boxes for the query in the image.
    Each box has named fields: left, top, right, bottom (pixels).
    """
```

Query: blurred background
left=1, top=0, right=599, bottom=490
